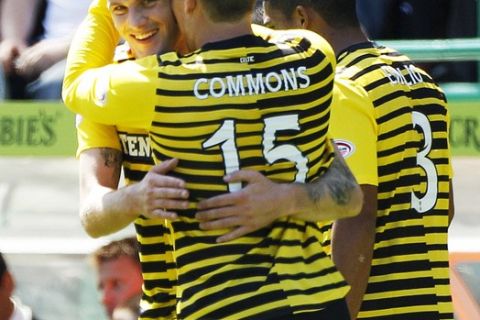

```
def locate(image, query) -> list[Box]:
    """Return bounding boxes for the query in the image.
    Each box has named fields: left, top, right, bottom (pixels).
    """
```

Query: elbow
left=79, top=208, right=104, bottom=239
left=317, top=175, right=365, bottom=221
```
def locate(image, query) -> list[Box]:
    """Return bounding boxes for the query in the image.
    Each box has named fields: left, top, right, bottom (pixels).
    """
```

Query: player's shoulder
left=334, top=76, right=368, bottom=99
left=252, top=24, right=335, bottom=61
left=333, top=76, right=374, bottom=111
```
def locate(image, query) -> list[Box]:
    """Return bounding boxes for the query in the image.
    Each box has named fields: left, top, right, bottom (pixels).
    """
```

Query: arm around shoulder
left=288, top=146, right=363, bottom=222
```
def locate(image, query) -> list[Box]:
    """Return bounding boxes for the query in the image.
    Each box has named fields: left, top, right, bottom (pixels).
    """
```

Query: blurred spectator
left=0, top=252, right=38, bottom=320
left=0, top=0, right=90, bottom=100
left=357, top=0, right=477, bottom=82
left=91, top=237, right=143, bottom=320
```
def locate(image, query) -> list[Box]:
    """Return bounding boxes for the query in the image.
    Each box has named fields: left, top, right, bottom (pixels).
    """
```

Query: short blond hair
left=92, top=237, right=140, bottom=267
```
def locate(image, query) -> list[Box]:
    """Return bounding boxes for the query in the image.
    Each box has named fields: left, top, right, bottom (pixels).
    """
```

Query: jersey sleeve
left=76, top=115, right=121, bottom=157
left=330, top=77, right=378, bottom=186
left=62, top=0, right=155, bottom=129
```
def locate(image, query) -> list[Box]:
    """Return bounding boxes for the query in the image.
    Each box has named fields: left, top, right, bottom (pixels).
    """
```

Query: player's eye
left=143, top=0, right=159, bottom=7
left=110, top=5, right=128, bottom=15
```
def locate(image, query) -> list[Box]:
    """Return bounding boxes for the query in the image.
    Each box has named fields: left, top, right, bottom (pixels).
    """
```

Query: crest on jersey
left=334, top=139, right=355, bottom=158
left=94, top=75, right=109, bottom=106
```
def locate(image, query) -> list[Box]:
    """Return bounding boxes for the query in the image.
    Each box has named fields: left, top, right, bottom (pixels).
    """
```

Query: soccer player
left=256, top=1, right=454, bottom=319
left=196, top=73, right=378, bottom=242
left=75, top=1, right=367, bottom=319
left=63, top=0, right=364, bottom=318
left=76, top=1, right=189, bottom=317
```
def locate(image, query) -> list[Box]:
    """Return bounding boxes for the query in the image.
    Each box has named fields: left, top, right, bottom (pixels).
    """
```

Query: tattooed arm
left=196, top=145, right=363, bottom=242
left=79, top=147, right=126, bottom=237
left=290, top=146, right=363, bottom=222
left=79, top=148, right=189, bottom=238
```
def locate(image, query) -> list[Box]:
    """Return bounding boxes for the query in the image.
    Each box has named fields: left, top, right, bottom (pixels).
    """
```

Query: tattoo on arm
left=326, top=155, right=357, bottom=205
left=100, top=148, right=123, bottom=179
left=100, top=148, right=122, bottom=167
left=306, top=153, right=357, bottom=206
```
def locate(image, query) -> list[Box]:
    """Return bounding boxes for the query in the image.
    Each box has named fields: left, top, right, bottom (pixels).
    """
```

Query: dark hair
left=265, top=0, right=359, bottom=28
left=92, top=237, right=140, bottom=267
left=200, top=0, right=256, bottom=22
left=0, top=252, right=7, bottom=279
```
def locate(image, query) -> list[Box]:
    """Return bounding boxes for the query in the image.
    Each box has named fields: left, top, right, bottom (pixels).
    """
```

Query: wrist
left=122, top=184, right=142, bottom=219
left=278, top=183, right=305, bottom=218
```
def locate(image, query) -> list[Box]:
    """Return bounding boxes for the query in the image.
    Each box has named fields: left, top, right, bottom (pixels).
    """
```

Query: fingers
left=152, top=183, right=189, bottom=199
left=199, top=216, right=253, bottom=243
left=198, top=215, right=252, bottom=243
left=146, top=196, right=189, bottom=220
left=138, top=159, right=190, bottom=220
left=197, top=192, right=237, bottom=210
left=216, top=227, right=251, bottom=243
left=224, top=169, right=261, bottom=184
left=152, top=195, right=189, bottom=210
left=150, top=208, right=178, bottom=221
left=149, top=159, right=186, bottom=188
left=151, top=158, right=179, bottom=174
left=196, top=207, right=235, bottom=222
left=148, top=185, right=190, bottom=214
left=199, top=215, right=239, bottom=230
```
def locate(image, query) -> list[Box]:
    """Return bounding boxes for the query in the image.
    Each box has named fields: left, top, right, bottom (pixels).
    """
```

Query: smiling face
left=108, top=0, right=181, bottom=58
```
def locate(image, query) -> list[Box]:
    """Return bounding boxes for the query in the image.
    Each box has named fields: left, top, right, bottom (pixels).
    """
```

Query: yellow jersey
left=337, top=41, right=453, bottom=320
left=65, top=1, right=349, bottom=318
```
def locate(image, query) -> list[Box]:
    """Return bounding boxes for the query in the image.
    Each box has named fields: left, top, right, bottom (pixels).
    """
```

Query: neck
left=322, top=27, right=368, bottom=56
left=196, top=18, right=253, bottom=48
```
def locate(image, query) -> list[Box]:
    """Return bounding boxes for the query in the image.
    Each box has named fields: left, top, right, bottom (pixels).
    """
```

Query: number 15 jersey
left=63, top=3, right=350, bottom=318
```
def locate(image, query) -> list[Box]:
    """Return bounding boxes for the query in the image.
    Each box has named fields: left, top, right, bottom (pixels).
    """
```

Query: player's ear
left=295, top=5, right=310, bottom=29
left=185, top=0, right=197, bottom=13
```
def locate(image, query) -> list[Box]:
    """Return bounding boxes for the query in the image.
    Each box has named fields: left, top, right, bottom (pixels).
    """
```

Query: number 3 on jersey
left=411, top=111, right=438, bottom=213
left=203, top=114, right=308, bottom=192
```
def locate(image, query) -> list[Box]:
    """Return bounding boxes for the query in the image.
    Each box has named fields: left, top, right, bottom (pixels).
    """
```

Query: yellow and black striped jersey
left=76, top=45, right=177, bottom=318
left=64, top=1, right=349, bottom=318
left=336, top=42, right=453, bottom=320
left=77, top=118, right=178, bottom=318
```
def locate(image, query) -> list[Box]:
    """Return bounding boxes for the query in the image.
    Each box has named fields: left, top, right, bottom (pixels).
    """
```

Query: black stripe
left=123, top=168, right=148, bottom=181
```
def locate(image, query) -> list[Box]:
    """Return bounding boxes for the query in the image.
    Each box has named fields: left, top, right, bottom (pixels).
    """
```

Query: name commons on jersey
left=193, top=66, right=310, bottom=100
